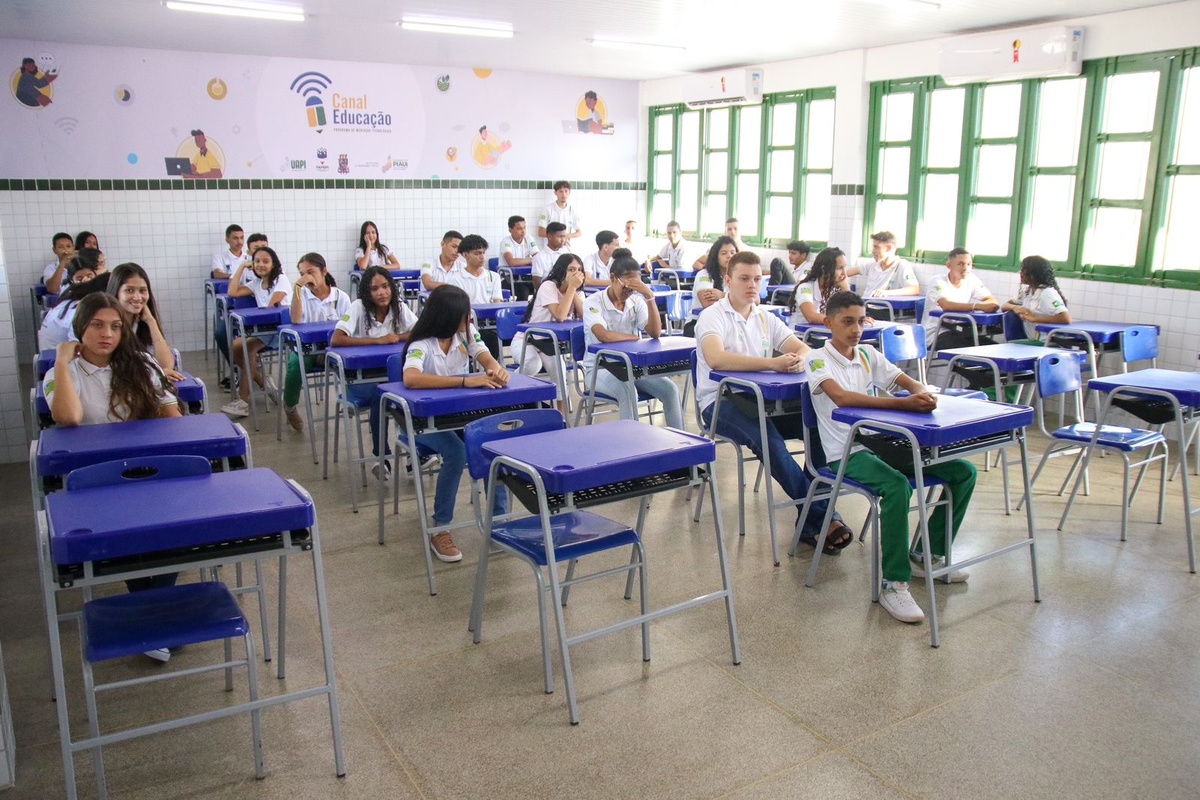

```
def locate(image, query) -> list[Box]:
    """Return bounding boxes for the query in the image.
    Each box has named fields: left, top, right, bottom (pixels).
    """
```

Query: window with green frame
left=647, top=87, right=835, bottom=245
left=865, top=46, right=1200, bottom=288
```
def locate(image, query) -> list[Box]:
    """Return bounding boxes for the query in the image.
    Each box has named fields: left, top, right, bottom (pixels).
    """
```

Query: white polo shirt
left=923, top=272, right=994, bottom=341
left=421, top=254, right=463, bottom=285
left=582, top=291, right=649, bottom=370
left=657, top=241, right=687, bottom=269
left=297, top=286, right=352, bottom=323
left=790, top=280, right=828, bottom=327
left=806, top=342, right=903, bottom=465
left=1009, top=286, right=1068, bottom=339
left=403, top=326, right=488, bottom=377
left=694, top=298, right=797, bottom=413
left=44, top=354, right=177, bottom=425
left=449, top=268, right=504, bottom=305
left=528, top=280, right=576, bottom=324
left=355, top=248, right=394, bottom=268
left=691, top=270, right=722, bottom=313
left=531, top=246, right=570, bottom=281
left=211, top=248, right=249, bottom=277
left=582, top=252, right=612, bottom=282
left=335, top=298, right=417, bottom=339
left=538, top=202, right=581, bottom=244
left=854, top=257, right=918, bottom=298
left=247, top=273, right=292, bottom=307
left=499, top=234, right=538, bottom=262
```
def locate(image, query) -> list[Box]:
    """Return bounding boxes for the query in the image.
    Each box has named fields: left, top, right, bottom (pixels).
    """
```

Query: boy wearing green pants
left=806, top=291, right=977, bottom=624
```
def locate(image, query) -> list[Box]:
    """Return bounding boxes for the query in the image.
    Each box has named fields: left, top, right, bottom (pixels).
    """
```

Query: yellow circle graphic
left=177, top=134, right=226, bottom=174
left=10, top=67, right=54, bottom=108
left=470, top=129, right=511, bottom=169
left=472, top=68, right=492, bottom=79
left=207, top=78, right=228, bottom=100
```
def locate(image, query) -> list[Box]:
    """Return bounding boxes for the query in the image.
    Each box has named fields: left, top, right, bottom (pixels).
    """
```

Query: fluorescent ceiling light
left=399, top=17, right=513, bottom=38
left=588, top=37, right=686, bottom=52
left=164, top=0, right=305, bottom=22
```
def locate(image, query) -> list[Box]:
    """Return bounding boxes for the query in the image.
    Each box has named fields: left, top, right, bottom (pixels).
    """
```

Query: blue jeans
left=347, top=384, right=388, bottom=457
left=589, top=368, right=684, bottom=429
left=415, top=430, right=508, bottom=526
left=215, top=317, right=229, bottom=364
left=701, top=401, right=840, bottom=538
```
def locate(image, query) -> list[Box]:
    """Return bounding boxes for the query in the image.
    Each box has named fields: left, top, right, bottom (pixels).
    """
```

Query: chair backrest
left=798, top=383, right=829, bottom=471
left=228, top=295, right=257, bottom=311
left=463, top=409, right=566, bottom=480
left=495, top=308, right=520, bottom=341
left=666, top=291, right=691, bottom=322
left=1002, top=310, right=1027, bottom=342
left=487, top=257, right=500, bottom=271
left=570, top=323, right=587, bottom=363
left=65, top=455, right=212, bottom=491
left=387, top=352, right=406, bottom=382
left=1121, top=325, right=1158, bottom=365
left=689, top=349, right=705, bottom=431
left=880, top=323, right=926, bottom=363
left=1036, top=352, right=1082, bottom=400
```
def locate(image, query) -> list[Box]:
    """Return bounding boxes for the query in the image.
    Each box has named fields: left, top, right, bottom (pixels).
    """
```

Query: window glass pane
left=802, top=174, right=832, bottom=241
left=1083, top=207, right=1142, bottom=266
left=1159, top=175, right=1200, bottom=271
left=736, top=174, right=760, bottom=237
left=1102, top=72, right=1160, bottom=134
left=707, top=151, right=728, bottom=192
left=654, top=155, right=673, bottom=191
left=702, top=194, right=727, bottom=235
left=680, top=111, right=700, bottom=170
left=966, top=203, right=1012, bottom=256
left=1035, top=78, right=1085, bottom=167
left=653, top=113, right=674, bottom=152
left=882, top=92, right=914, bottom=142
left=771, top=102, right=797, bottom=147
left=1174, top=67, right=1200, bottom=165
left=919, top=174, right=959, bottom=251
left=980, top=83, right=1022, bottom=139
left=764, top=196, right=794, bottom=240
left=650, top=192, right=674, bottom=233
left=678, top=174, right=699, bottom=231
left=874, top=199, right=908, bottom=248
left=879, top=147, right=910, bottom=195
left=806, top=98, right=835, bottom=170
left=927, top=88, right=965, bottom=169
left=737, top=105, right=762, bottom=170
left=975, top=144, right=1016, bottom=197
left=768, top=149, right=794, bottom=193
left=1023, top=175, right=1076, bottom=262
left=708, top=107, right=730, bottom=149
left=1096, top=141, right=1150, bottom=200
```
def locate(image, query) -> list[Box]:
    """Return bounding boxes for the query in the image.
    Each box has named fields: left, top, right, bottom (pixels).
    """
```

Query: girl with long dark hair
left=222, top=246, right=292, bottom=417
left=789, top=247, right=850, bottom=325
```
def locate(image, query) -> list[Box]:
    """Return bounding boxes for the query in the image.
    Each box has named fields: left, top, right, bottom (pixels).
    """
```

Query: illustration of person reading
left=184, top=129, right=223, bottom=180
left=472, top=125, right=511, bottom=169
left=577, top=90, right=613, bottom=134
left=15, top=57, right=56, bottom=108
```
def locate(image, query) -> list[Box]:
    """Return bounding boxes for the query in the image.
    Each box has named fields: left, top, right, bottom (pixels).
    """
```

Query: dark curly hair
left=358, top=265, right=404, bottom=333
left=791, top=247, right=845, bottom=315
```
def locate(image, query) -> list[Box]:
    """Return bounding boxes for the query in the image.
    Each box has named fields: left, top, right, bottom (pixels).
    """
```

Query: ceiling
left=0, top=0, right=1180, bottom=80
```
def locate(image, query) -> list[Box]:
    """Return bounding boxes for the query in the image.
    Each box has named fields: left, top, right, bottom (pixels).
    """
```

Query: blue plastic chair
left=1121, top=325, right=1158, bottom=368
left=687, top=350, right=751, bottom=537
left=569, top=324, right=661, bottom=426
left=495, top=308, right=521, bottom=365
left=1026, top=353, right=1169, bottom=540
left=465, top=409, right=648, bottom=724
left=878, top=324, right=986, bottom=400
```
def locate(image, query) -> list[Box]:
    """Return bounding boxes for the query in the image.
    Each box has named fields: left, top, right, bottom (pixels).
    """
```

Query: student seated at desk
left=222, top=246, right=292, bottom=418
left=531, top=222, right=572, bottom=291
left=582, top=230, right=618, bottom=288
left=421, top=230, right=464, bottom=292
left=807, top=291, right=977, bottom=624
left=448, top=234, right=505, bottom=360
left=108, top=263, right=181, bottom=379
left=1001, top=255, right=1071, bottom=343
left=500, top=215, right=539, bottom=268
left=696, top=252, right=852, bottom=551
left=648, top=220, right=687, bottom=274
left=582, top=255, right=684, bottom=429
left=789, top=246, right=851, bottom=326
left=332, top=266, right=418, bottom=475
left=402, top=285, right=510, bottom=563
left=355, top=220, right=402, bottom=270
left=44, top=293, right=184, bottom=660
left=681, top=236, right=738, bottom=337
left=922, top=247, right=1000, bottom=351
left=38, top=271, right=109, bottom=351
left=285, top=252, right=351, bottom=431
left=211, top=223, right=248, bottom=280
left=512, top=254, right=584, bottom=405
left=42, top=232, right=75, bottom=294
left=770, top=240, right=810, bottom=286
left=845, top=230, right=919, bottom=300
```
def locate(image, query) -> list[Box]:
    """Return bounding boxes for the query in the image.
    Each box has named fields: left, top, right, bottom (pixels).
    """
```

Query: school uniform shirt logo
left=45, top=378, right=55, bottom=394
left=587, top=305, right=599, bottom=314
left=409, top=348, right=424, bottom=359
left=809, top=358, right=825, bottom=372
left=472, top=332, right=483, bottom=344
left=339, top=314, right=350, bottom=322
left=1051, top=300, right=1063, bottom=308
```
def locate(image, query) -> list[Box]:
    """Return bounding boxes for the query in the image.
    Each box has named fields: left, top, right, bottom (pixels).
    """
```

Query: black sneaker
left=219, top=377, right=231, bottom=390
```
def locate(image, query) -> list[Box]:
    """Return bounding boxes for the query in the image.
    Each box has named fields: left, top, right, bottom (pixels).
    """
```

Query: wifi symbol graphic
left=290, top=71, right=332, bottom=131
left=55, top=117, right=79, bottom=135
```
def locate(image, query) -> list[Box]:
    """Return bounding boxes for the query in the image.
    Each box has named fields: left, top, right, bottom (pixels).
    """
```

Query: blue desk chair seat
left=465, top=410, right=649, bottom=724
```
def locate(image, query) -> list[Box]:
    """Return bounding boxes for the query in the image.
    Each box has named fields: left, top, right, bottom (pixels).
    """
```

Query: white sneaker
left=262, top=375, right=281, bottom=404
left=221, top=398, right=250, bottom=417
left=144, top=648, right=171, bottom=663
left=879, top=581, right=925, bottom=623
left=910, top=555, right=970, bottom=583
left=371, top=461, right=392, bottom=481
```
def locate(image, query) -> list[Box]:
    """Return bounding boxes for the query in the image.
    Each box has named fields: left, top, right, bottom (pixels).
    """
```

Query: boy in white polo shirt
left=449, top=233, right=505, bottom=359
left=648, top=221, right=687, bottom=273
left=537, top=180, right=582, bottom=247
left=421, top=230, right=463, bottom=291
left=581, top=230, right=618, bottom=287
left=806, top=290, right=977, bottom=624
left=846, top=231, right=919, bottom=310
left=530, top=222, right=570, bottom=290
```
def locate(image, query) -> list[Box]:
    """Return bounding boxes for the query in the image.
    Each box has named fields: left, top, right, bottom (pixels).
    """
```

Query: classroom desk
left=517, top=320, right=586, bottom=421
left=709, top=369, right=810, bottom=565
left=794, top=319, right=902, bottom=347
left=583, top=336, right=695, bottom=424
left=937, top=342, right=1087, bottom=399
left=479, top=420, right=741, bottom=722
left=865, top=296, right=925, bottom=321
left=654, top=267, right=696, bottom=290
left=1066, top=369, right=1200, bottom=572
left=39, top=468, right=345, bottom=798
left=375, top=374, right=558, bottom=594
left=473, top=301, right=529, bottom=329
left=825, top=396, right=1039, bottom=646
left=1035, top=321, right=1163, bottom=379
left=276, top=321, right=337, bottom=457
left=765, top=284, right=796, bottom=304
left=32, top=368, right=209, bottom=430
left=927, top=309, right=1006, bottom=350
left=230, top=306, right=291, bottom=431
left=203, top=278, right=229, bottom=363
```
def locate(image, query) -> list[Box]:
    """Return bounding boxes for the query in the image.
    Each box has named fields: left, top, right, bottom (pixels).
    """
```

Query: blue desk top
left=517, top=320, right=584, bottom=334
left=928, top=309, right=1005, bottom=325
left=483, top=420, right=716, bottom=494
left=173, top=373, right=206, bottom=404
left=832, top=395, right=1035, bottom=447
left=794, top=320, right=901, bottom=342
left=378, top=372, right=556, bottom=417
left=37, top=414, right=246, bottom=477
left=230, top=306, right=289, bottom=328
left=473, top=301, right=528, bottom=320
left=204, top=278, right=230, bottom=293
left=326, top=343, right=407, bottom=371
left=506, top=266, right=533, bottom=276
left=350, top=267, right=421, bottom=280
left=937, top=343, right=1087, bottom=372
left=46, top=468, right=313, bottom=565
left=710, top=369, right=808, bottom=402
left=587, top=336, right=697, bottom=368
left=1088, top=368, right=1200, bottom=407
left=1034, top=321, right=1161, bottom=345
left=865, top=296, right=925, bottom=311
left=280, top=321, right=336, bottom=344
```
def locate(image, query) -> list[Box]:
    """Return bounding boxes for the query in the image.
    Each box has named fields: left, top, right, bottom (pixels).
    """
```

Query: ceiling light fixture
left=587, top=37, right=686, bottom=52
left=164, top=0, right=305, bottom=22
left=399, top=17, right=514, bottom=38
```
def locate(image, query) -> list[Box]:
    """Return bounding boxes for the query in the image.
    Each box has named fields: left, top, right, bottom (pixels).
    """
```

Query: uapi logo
left=290, top=71, right=333, bottom=132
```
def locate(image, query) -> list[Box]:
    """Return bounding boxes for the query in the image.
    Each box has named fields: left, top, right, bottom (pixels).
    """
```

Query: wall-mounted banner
left=0, top=39, right=638, bottom=181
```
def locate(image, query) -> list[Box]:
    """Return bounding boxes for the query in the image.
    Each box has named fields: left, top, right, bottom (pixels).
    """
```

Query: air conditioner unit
left=683, top=68, right=764, bottom=109
left=939, top=26, right=1084, bottom=86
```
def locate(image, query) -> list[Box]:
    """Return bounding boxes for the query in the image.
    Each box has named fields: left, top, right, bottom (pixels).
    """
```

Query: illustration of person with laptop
left=166, top=128, right=223, bottom=179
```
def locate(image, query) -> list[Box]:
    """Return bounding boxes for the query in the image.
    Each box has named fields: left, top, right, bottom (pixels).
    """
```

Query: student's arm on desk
left=936, top=296, right=998, bottom=313
left=403, top=366, right=505, bottom=390
left=330, top=329, right=405, bottom=347
left=474, top=348, right=510, bottom=386
left=797, top=301, right=825, bottom=324
left=503, top=252, right=533, bottom=267
left=700, top=333, right=806, bottom=373
left=817, top=376, right=937, bottom=412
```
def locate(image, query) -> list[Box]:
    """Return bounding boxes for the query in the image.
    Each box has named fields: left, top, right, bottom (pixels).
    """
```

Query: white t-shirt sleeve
left=466, top=325, right=488, bottom=360
left=766, top=310, right=797, bottom=352
left=1034, top=287, right=1067, bottom=316
left=582, top=295, right=606, bottom=335
left=898, top=260, right=919, bottom=287
left=866, top=347, right=903, bottom=392
left=806, top=352, right=835, bottom=396
left=397, top=302, right=418, bottom=334
left=334, top=300, right=362, bottom=336
left=403, top=338, right=430, bottom=373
